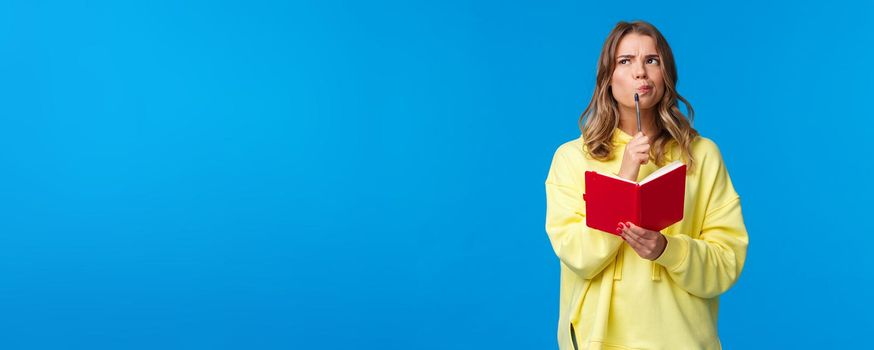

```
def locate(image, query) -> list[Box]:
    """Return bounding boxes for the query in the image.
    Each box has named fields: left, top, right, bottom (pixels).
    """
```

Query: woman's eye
left=619, top=59, right=629, bottom=64
left=647, top=58, right=660, bottom=65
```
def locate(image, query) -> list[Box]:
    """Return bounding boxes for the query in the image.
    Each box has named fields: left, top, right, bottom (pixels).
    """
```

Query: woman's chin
left=637, top=96, right=662, bottom=109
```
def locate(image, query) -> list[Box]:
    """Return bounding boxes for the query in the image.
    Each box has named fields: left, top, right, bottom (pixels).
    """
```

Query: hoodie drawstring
left=613, top=246, right=662, bottom=281
left=612, top=247, right=623, bottom=280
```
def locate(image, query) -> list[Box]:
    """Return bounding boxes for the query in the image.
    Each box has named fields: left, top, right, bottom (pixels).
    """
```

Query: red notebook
left=583, top=161, right=686, bottom=235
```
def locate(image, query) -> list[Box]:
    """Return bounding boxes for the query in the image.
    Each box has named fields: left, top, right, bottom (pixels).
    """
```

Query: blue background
left=1, top=0, right=871, bottom=348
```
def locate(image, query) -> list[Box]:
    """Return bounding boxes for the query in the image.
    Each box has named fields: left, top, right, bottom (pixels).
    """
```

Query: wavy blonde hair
left=578, top=20, right=699, bottom=173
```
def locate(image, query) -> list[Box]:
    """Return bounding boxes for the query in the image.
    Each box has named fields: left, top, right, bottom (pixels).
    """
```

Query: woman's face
left=610, top=33, right=664, bottom=110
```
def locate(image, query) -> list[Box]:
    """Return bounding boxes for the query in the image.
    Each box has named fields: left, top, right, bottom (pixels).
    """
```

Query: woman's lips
left=637, top=86, right=652, bottom=95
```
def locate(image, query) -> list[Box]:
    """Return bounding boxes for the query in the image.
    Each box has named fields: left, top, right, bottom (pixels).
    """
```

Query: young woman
left=544, top=21, right=749, bottom=349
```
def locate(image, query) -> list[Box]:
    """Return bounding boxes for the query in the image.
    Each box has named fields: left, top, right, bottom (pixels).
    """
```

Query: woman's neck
left=618, top=105, right=658, bottom=137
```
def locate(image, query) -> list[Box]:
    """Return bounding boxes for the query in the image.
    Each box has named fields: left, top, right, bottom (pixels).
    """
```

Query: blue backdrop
left=1, top=0, right=871, bottom=348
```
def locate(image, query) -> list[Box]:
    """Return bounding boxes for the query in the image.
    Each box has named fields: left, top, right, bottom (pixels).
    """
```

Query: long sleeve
left=545, top=146, right=623, bottom=280
left=653, top=142, right=749, bottom=299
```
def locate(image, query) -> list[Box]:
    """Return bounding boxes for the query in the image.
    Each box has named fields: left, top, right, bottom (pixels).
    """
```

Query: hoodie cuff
left=654, top=234, right=688, bottom=270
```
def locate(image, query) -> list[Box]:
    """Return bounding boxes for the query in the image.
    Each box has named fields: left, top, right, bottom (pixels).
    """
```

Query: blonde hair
left=578, top=20, right=699, bottom=172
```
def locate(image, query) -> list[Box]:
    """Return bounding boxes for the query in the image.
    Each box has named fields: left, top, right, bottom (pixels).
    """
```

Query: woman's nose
left=633, top=61, right=647, bottom=79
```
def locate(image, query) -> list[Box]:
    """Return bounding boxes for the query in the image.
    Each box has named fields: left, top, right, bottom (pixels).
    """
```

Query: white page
left=600, top=171, right=637, bottom=184
left=639, top=160, right=684, bottom=185
left=592, top=160, right=683, bottom=185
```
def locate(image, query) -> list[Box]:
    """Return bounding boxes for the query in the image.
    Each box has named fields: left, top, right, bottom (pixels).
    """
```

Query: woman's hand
left=616, top=221, right=666, bottom=261
left=618, top=132, right=650, bottom=181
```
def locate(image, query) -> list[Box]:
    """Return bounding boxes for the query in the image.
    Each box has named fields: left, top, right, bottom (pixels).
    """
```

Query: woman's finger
left=624, top=227, right=658, bottom=258
left=642, top=228, right=660, bottom=241
left=622, top=230, right=643, bottom=252
left=622, top=226, right=646, bottom=247
left=623, top=228, right=647, bottom=248
left=624, top=230, right=651, bottom=257
left=625, top=222, right=655, bottom=241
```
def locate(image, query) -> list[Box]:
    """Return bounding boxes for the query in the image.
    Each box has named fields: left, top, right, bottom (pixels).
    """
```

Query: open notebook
left=583, top=160, right=686, bottom=234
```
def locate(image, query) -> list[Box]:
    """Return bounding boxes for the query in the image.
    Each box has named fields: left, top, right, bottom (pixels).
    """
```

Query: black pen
left=634, top=93, right=641, bottom=134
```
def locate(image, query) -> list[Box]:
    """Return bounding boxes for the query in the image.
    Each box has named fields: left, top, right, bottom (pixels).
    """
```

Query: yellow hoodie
left=544, top=127, right=749, bottom=350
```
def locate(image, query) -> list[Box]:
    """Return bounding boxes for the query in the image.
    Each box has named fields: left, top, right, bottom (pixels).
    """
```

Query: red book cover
left=583, top=161, right=686, bottom=235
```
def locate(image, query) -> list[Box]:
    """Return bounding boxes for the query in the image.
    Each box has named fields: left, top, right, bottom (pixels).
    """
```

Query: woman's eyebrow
left=617, top=54, right=660, bottom=59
